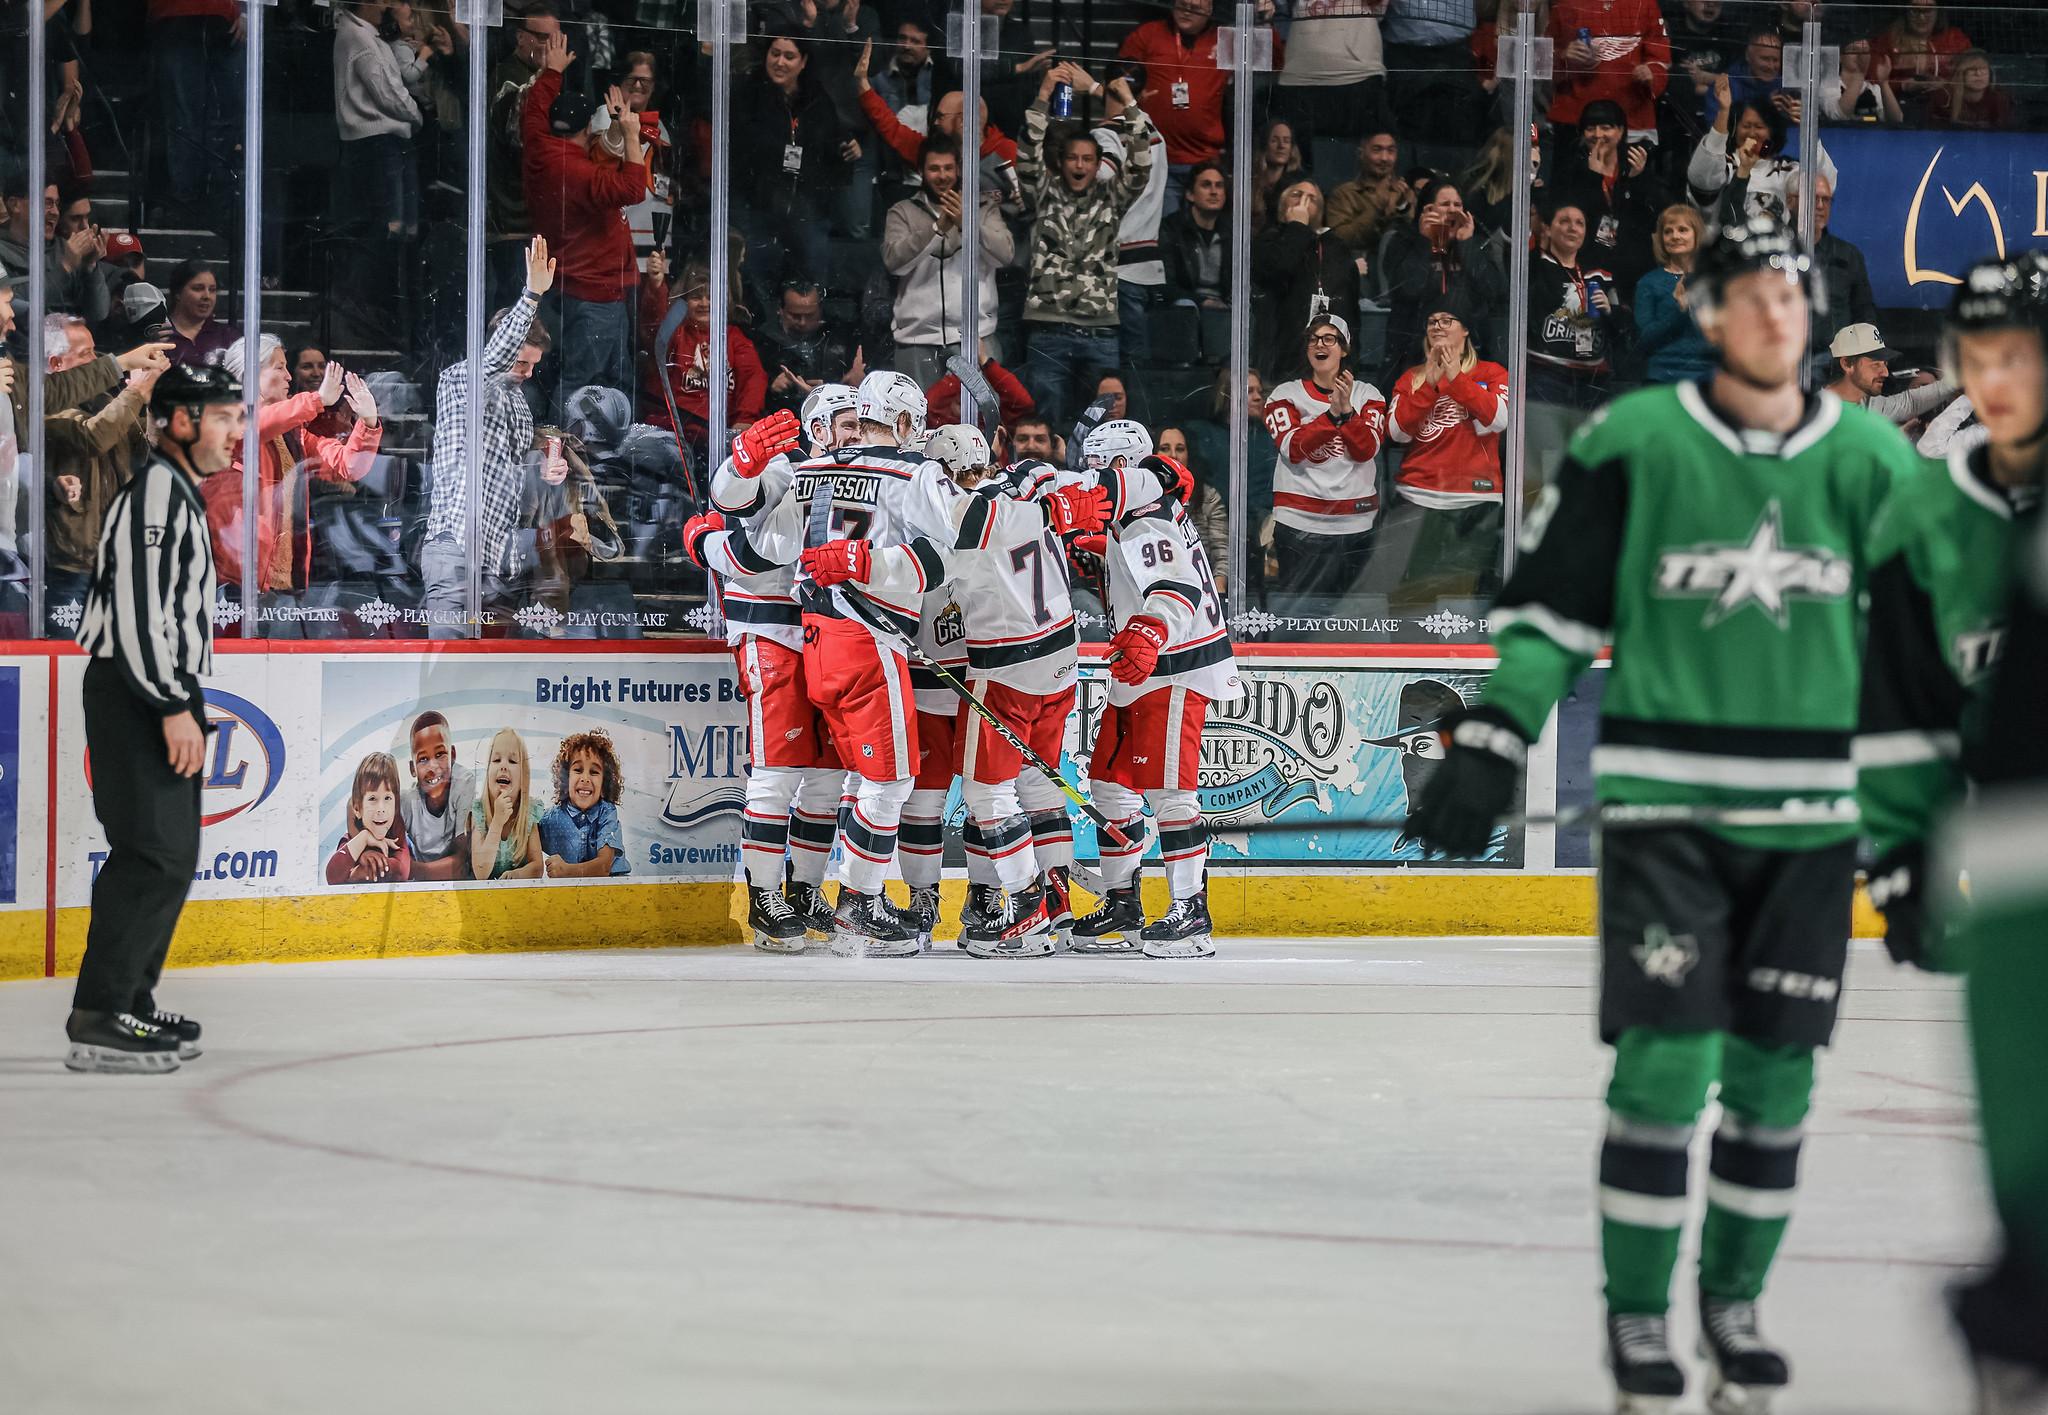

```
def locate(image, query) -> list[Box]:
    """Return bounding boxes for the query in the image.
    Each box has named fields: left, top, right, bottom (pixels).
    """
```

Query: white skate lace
left=146, top=1010, right=186, bottom=1026
left=1612, top=1314, right=1672, bottom=1366
left=1703, top=1301, right=1769, bottom=1354
left=911, top=887, right=940, bottom=919
left=758, top=889, right=798, bottom=921
left=1160, top=898, right=1198, bottom=927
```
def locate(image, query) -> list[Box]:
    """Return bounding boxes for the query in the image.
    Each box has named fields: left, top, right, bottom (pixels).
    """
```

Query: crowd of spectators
left=0, top=0, right=2037, bottom=640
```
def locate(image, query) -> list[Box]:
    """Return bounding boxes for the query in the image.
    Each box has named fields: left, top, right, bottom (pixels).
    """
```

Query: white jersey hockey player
left=809, top=425, right=1112, bottom=954
left=1064, top=420, right=1241, bottom=958
left=713, top=371, right=963, bottom=953
left=683, top=386, right=860, bottom=951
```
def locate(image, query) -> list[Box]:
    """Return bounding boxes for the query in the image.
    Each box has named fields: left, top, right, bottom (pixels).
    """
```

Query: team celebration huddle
left=682, top=368, right=1233, bottom=959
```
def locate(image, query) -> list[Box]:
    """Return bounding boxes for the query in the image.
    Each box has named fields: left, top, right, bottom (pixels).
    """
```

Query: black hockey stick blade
left=942, top=353, right=1001, bottom=441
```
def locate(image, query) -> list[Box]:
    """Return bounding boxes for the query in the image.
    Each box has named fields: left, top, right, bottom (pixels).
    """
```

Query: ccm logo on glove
left=801, top=538, right=872, bottom=588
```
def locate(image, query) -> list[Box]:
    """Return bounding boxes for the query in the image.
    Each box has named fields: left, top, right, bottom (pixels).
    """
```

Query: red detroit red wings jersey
left=1385, top=361, right=1510, bottom=510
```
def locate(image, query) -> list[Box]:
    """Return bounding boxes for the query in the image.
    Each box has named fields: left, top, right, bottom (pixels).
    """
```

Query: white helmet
left=1081, top=418, right=1152, bottom=470
left=855, top=370, right=927, bottom=444
left=799, top=382, right=859, bottom=450
left=923, top=423, right=992, bottom=482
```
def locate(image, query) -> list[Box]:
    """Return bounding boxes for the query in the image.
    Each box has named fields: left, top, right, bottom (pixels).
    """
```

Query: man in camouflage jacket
left=1018, top=64, right=1154, bottom=428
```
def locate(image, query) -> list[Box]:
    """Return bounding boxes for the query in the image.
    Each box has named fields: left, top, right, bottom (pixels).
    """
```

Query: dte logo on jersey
left=86, top=690, right=288, bottom=828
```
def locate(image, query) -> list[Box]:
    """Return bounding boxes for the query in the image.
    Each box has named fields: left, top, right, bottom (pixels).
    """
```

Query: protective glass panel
left=471, top=0, right=708, bottom=640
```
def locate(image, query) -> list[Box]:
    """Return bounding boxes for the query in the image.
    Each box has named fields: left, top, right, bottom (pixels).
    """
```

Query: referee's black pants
left=73, top=658, right=203, bottom=1016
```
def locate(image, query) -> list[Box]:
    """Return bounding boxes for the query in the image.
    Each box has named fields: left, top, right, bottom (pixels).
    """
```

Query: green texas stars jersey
left=1858, top=442, right=2037, bottom=860
left=1483, top=381, right=1921, bottom=848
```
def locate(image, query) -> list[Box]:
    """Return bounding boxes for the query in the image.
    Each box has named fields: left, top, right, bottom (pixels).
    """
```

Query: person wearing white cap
left=1259, top=310, right=1388, bottom=602
left=1824, top=321, right=1957, bottom=429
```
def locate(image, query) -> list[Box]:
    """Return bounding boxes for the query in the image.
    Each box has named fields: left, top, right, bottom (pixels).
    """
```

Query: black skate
left=906, top=885, right=943, bottom=951
left=1140, top=892, right=1215, bottom=958
left=959, top=882, right=1000, bottom=936
left=830, top=889, right=921, bottom=958
left=1068, top=884, right=1145, bottom=954
left=747, top=884, right=809, bottom=953
left=786, top=880, right=836, bottom=940
left=140, top=1009, right=202, bottom=1058
left=1043, top=866, right=1074, bottom=948
left=63, top=1010, right=182, bottom=1075
left=962, top=882, right=1055, bottom=958
left=1608, top=1311, right=1686, bottom=1414
left=1699, top=1297, right=1789, bottom=1415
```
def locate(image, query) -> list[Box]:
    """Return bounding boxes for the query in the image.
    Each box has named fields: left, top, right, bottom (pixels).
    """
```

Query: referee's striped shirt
left=76, top=454, right=215, bottom=716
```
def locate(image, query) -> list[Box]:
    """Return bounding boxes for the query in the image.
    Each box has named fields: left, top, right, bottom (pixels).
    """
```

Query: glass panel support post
left=239, top=0, right=265, bottom=636
left=1500, top=12, right=1539, bottom=579
left=25, top=0, right=45, bottom=637
left=1223, top=2, right=1255, bottom=628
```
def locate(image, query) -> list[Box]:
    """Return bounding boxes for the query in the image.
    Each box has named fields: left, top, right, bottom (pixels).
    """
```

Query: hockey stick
left=805, top=482, right=1143, bottom=850
left=943, top=353, right=1002, bottom=443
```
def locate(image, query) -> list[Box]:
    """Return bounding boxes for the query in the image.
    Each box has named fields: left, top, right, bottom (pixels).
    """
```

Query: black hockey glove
left=1865, top=840, right=1928, bottom=968
left=1406, top=705, right=1528, bottom=858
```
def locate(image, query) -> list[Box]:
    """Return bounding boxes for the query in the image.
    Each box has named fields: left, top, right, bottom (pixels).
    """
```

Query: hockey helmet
left=855, top=370, right=927, bottom=444
left=1689, top=213, right=1824, bottom=332
left=1941, top=250, right=2048, bottom=385
left=151, top=361, right=242, bottom=416
left=924, top=423, right=994, bottom=484
left=1081, top=418, right=1153, bottom=471
left=800, top=381, right=860, bottom=450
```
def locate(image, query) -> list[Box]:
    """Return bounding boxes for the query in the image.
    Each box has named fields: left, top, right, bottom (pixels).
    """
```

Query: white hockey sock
left=1148, top=788, right=1207, bottom=900
left=1093, top=780, right=1146, bottom=891
left=899, top=786, right=950, bottom=890
left=840, top=776, right=913, bottom=896
left=740, top=766, right=804, bottom=888
left=1018, top=772, right=1075, bottom=871
left=963, top=778, right=1038, bottom=892
left=962, top=819, right=1002, bottom=887
left=786, top=767, right=845, bottom=886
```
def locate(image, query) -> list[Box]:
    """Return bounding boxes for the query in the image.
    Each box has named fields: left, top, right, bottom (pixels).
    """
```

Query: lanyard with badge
left=783, top=113, right=803, bottom=175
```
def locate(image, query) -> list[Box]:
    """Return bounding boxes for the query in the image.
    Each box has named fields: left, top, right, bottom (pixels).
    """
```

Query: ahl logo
left=1653, top=502, right=1852, bottom=628
left=85, top=690, right=286, bottom=828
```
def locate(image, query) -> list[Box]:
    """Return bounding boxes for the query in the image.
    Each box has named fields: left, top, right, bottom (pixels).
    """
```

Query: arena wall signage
left=1827, top=128, right=2048, bottom=309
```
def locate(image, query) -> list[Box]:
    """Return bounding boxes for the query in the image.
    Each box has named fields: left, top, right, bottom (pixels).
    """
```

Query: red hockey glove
left=1070, top=533, right=1107, bottom=557
left=1139, top=453, right=1195, bottom=505
left=1045, top=482, right=1110, bottom=536
left=682, top=510, right=725, bottom=568
left=801, top=538, right=872, bottom=588
left=1108, top=615, right=1168, bottom=685
left=731, top=408, right=801, bottom=479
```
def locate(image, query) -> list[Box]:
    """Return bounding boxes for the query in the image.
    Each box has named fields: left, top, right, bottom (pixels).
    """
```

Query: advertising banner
left=934, top=661, right=1522, bottom=870
left=1827, top=127, right=2048, bottom=310
left=317, top=657, right=750, bottom=887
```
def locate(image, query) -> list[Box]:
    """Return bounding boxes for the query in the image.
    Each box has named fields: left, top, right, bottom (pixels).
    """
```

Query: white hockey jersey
left=1261, top=376, right=1388, bottom=536
left=1098, top=467, right=1241, bottom=709
left=871, top=473, right=1080, bottom=698
left=707, top=451, right=804, bottom=652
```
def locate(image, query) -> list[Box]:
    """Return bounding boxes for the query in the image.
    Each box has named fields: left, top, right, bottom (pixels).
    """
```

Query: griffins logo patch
left=1652, top=501, right=1851, bottom=628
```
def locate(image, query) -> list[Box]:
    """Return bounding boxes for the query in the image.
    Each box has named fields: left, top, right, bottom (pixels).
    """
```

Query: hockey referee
left=64, top=363, right=243, bottom=1075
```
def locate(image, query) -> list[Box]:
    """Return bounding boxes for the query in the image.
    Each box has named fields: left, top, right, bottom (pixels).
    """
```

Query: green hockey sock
left=1599, top=1028, right=1721, bottom=1314
left=1699, top=1035, right=1814, bottom=1302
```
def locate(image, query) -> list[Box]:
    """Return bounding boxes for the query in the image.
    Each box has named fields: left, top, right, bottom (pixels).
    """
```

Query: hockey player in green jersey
left=1858, top=251, right=2048, bottom=1413
left=1410, top=214, right=1925, bottom=1415
left=1858, top=250, right=2046, bottom=971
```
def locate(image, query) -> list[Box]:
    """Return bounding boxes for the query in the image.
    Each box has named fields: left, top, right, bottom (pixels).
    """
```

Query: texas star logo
left=1653, top=502, right=1852, bottom=628
left=1633, top=923, right=1699, bottom=988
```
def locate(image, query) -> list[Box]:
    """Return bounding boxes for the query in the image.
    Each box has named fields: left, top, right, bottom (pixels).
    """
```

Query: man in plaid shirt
left=422, top=236, right=557, bottom=638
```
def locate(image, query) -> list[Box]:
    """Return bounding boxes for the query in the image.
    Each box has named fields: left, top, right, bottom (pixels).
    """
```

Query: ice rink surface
left=0, top=937, right=1988, bottom=1414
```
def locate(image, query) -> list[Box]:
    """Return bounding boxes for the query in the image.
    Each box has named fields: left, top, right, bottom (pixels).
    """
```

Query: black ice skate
left=140, top=1009, right=202, bottom=1058
left=962, top=881, right=1054, bottom=958
left=1699, top=1296, right=1789, bottom=1415
left=1043, top=866, right=1074, bottom=948
left=830, top=889, right=921, bottom=958
left=906, top=885, right=942, bottom=951
left=1140, top=893, right=1215, bottom=958
left=959, top=882, right=1000, bottom=936
left=1608, top=1311, right=1686, bottom=1414
left=747, top=884, right=810, bottom=953
left=1068, top=884, right=1145, bottom=954
left=786, top=881, right=836, bottom=940
left=63, top=1010, right=182, bottom=1075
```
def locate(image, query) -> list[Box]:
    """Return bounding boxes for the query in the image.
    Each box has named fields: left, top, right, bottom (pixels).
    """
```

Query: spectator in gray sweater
left=334, top=0, right=423, bottom=341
